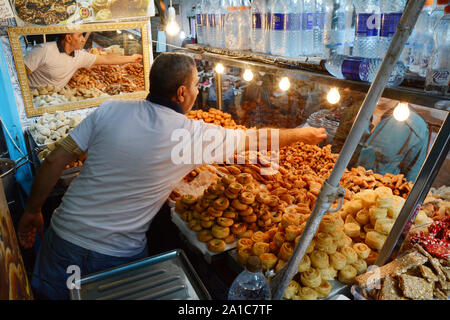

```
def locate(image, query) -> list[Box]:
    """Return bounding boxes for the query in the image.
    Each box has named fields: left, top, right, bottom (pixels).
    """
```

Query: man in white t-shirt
left=17, top=52, right=326, bottom=299
left=24, top=32, right=143, bottom=89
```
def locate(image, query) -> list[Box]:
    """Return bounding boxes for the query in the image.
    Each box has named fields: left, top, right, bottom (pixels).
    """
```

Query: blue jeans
left=32, top=226, right=148, bottom=300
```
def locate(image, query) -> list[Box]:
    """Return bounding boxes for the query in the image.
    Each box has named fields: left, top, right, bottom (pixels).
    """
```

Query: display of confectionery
left=29, top=111, right=82, bottom=146
left=186, top=108, right=247, bottom=130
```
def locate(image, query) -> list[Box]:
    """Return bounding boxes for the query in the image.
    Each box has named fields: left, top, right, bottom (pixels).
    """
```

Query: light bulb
left=243, top=69, right=253, bottom=82
left=179, top=31, right=186, bottom=40
left=215, top=63, right=225, bottom=74
left=279, top=77, right=290, bottom=91
left=327, top=87, right=340, bottom=104
left=128, top=34, right=134, bottom=40
left=393, top=102, right=410, bottom=121
left=166, top=6, right=180, bottom=36
left=116, top=30, right=122, bottom=34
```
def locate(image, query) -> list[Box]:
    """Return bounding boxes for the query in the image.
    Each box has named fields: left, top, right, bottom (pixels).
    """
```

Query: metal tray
left=70, top=249, right=211, bottom=300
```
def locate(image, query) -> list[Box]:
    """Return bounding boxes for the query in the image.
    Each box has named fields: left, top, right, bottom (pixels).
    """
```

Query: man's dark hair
left=150, top=52, right=196, bottom=100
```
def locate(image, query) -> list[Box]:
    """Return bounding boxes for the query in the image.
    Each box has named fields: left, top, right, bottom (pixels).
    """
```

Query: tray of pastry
left=171, top=208, right=237, bottom=259
left=70, top=249, right=211, bottom=300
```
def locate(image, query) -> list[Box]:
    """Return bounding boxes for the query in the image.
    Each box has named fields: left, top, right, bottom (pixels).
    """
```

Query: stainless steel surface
left=70, top=249, right=211, bottom=300
left=270, top=0, right=426, bottom=300
left=376, top=113, right=450, bottom=266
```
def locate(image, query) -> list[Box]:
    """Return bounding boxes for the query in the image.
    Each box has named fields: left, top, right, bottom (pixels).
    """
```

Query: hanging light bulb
left=128, top=34, right=134, bottom=40
left=243, top=69, right=254, bottom=82
left=215, top=63, right=225, bottom=74
left=393, top=102, right=410, bottom=121
left=166, top=1, right=180, bottom=36
left=116, top=30, right=122, bottom=34
left=327, top=87, right=340, bottom=104
left=279, top=77, right=290, bottom=91
left=179, top=31, right=186, bottom=40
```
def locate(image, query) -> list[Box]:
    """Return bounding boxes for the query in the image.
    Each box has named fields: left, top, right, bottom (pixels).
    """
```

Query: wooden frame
left=7, top=20, right=150, bottom=117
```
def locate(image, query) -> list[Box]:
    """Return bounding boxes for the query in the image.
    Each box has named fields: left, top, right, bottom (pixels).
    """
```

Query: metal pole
left=270, top=0, right=426, bottom=300
left=376, top=113, right=450, bottom=265
left=216, top=73, right=223, bottom=110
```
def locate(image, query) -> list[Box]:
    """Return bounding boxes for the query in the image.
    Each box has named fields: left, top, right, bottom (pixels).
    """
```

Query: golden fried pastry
left=227, top=182, right=243, bottom=194
left=213, top=197, right=230, bottom=211
left=207, top=206, right=223, bottom=217
left=197, top=230, right=213, bottom=243
left=216, top=217, right=234, bottom=228
left=256, top=192, right=271, bottom=204
left=369, top=207, right=388, bottom=225
left=273, top=232, right=287, bottom=248
left=224, top=189, right=239, bottom=199
left=285, top=225, right=302, bottom=241
left=251, top=231, right=270, bottom=243
left=260, top=253, right=278, bottom=270
left=365, top=231, right=387, bottom=251
left=365, top=250, right=378, bottom=265
left=388, top=196, right=405, bottom=219
left=209, top=183, right=225, bottom=195
left=266, top=227, right=278, bottom=240
left=363, top=224, right=374, bottom=234
left=342, top=235, right=353, bottom=248
left=174, top=200, right=187, bottom=214
left=92, top=0, right=110, bottom=11
left=281, top=212, right=300, bottom=229
left=351, top=259, right=368, bottom=275
left=319, top=266, right=337, bottom=281
left=237, top=173, right=252, bottom=185
left=300, top=268, right=322, bottom=288
left=344, top=223, right=361, bottom=238
left=283, top=280, right=300, bottom=299
left=204, top=190, right=218, bottom=200
left=223, top=211, right=236, bottom=219
left=188, top=219, right=202, bottom=232
left=238, top=206, right=254, bottom=217
left=278, top=242, right=294, bottom=261
left=345, top=214, right=359, bottom=225
left=231, top=223, right=247, bottom=237
left=318, top=215, right=337, bottom=233
left=315, top=279, right=332, bottom=298
left=310, top=250, right=329, bottom=269
left=181, top=194, right=196, bottom=205
left=96, top=8, right=112, bottom=20
left=239, top=229, right=254, bottom=239
left=329, top=252, right=347, bottom=270
left=200, top=219, right=214, bottom=229
left=352, top=243, right=371, bottom=259
left=222, top=174, right=236, bottom=185
left=331, top=229, right=345, bottom=241
left=414, top=210, right=431, bottom=226
left=211, top=225, right=230, bottom=239
left=242, top=214, right=257, bottom=223
left=338, top=265, right=357, bottom=284
left=239, top=191, right=255, bottom=205
left=374, top=218, right=395, bottom=235
left=315, top=232, right=333, bottom=252
left=297, top=254, right=311, bottom=273
left=237, top=246, right=253, bottom=265
left=306, top=239, right=315, bottom=254
left=207, top=239, right=226, bottom=253
left=376, top=196, right=395, bottom=209
left=355, top=189, right=377, bottom=207
left=275, top=259, right=287, bottom=272
left=231, top=199, right=248, bottom=211
left=355, top=208, right=370, bottom=225
left=224, top=233, right=235, bottom=244
left=237, top=238, right=254, bottom=250
left=292, top=287, right=318, bottom=300
left=268, top=195, right=280, bottom=207
left=271, top=211, right=282, bottom=223
left=343, top=199, right=364, bottom=216
left=253, top=241, right=270, bottom=256
left=340, top=247, right=358, bottom=264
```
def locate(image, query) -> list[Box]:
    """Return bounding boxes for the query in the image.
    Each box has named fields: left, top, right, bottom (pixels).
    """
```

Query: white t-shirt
left=51, top=100, right=246, bottom=257
left=24, top=42, right=97, bottom=89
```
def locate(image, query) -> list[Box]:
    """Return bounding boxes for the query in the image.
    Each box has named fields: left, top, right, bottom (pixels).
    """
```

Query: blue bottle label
left=196, top=14, right=203, bottom=26
left=356, top=13, right=381, bottom=36
left=287, top=13, right=302, bottom=31
left=430, top=69, right=450, bottom=85
left=303, top=12, right=315, bottom=30
left=208, top=14, right=216, bottom=27
left=314, top=12, right=325, bottom=28
left=342, top=58, right=363, bottom=81
left=380, top=12, right=402, bottom=37
left=253, top=13, right=262, bottom=29
left=271, top=13, right=286, bottom=30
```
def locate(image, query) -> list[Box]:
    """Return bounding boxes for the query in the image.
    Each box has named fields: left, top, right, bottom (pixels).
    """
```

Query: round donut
left=216, top=217, right=234, bottom=227
left=232, top=199, right=248, bottom=211
left=224, top=189, right=239, bottom=199
left=256, top=192, right=271, bottom=204
left=231, top=223, right=247, bottom=236
left=268, top=195, right=280, bottom=207
left=236, top=238, right=254, bottom=250
left=207, top=239, right=226, bottom=253
left=207, top=206, right=223, bottom=217
left=237, top=173, right=253, bottom=185
left=203, top=190, right=218, bottom=200
left=227, top=182, right=243, bottom=194
left=209, top=183, right=225, bottom=195
left=253, top=242, right=270, bottom=256
left=213, top=196, right=230, bottom=211
left=242, top=213, right=257, bottom=223
left=221, top=174, right=236, bottom=186
left=211, top=225, right=230, bottom=239
left=223, top=211, right=237, bottom=219
left=258, top=210, right=272, bottom=221
left=260, top=253, right=278, bottom=270
left=200, top=220, right=214, bottom=229
left=239, top=229, right=254, bottom=239
left=224, top=233, right=236, bottom=244
left=181, top=194, right=196, bottom=205
left=197, top=230, right=213, bottom=243
left=238, top=206, right=254, bottom=217
left=239, top=191, right=255, bottom=205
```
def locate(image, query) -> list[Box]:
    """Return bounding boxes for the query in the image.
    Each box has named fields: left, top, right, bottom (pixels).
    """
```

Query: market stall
left=0, top=0, right=448, bottom=301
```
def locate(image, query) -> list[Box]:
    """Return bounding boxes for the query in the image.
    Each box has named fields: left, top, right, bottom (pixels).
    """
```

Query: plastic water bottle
left=196, top=1, right=205, bottom=44
left=225, top=0, right=240, bottom=49
left=353, top=0, right=381, bottom=58
left=269, top=0, right=290, bottom=56
left=430, top=0, right=449, bottom=30
left=251, top=0, right=270, bottom=53
left=203, top=0, right=211, bottom=45
left=313, top=0, right=326, bottom=56
left=323, top=0, right=347, bottom=59
left=302, top=0, right=316, bottom=55
left=344, top=0, right=356, bottom=55
left=409, top=0, right=433, bottom=74
left=228, top=256, right=271, bottom=300
left=378, top=0, right=406, bottom=58
left=215, top=0, right=228, bottom=47
left=289, top=0, right=303, bottom=57
left=208, top=0, right=218, bottom=46
left=238, top=0, right=252, bottom=50
left=325, top=54, right=406, bottom=86
left=425, top=5, right=450, bottom=95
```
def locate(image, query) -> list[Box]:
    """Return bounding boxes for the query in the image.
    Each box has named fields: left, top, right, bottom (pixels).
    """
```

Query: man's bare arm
left=94, top=53, right=143, bottom=65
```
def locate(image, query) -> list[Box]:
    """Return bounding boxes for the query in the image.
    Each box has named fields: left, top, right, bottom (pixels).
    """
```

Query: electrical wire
left=0, top=116, right=26, bottom=157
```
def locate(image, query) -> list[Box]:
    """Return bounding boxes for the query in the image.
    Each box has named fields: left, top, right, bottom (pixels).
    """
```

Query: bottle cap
left=437, top=0, right=448, bottom=5
left=445, top=5, right=450, bottom=13
left=246, top=256, right=263, bottom=273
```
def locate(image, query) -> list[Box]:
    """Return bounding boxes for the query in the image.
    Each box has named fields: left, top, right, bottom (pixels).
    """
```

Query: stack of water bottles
left=195, top=0, right=449, bottom=92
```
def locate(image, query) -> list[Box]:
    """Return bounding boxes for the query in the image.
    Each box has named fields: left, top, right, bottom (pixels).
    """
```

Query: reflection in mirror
left=21, top=29, right=145, bottom=110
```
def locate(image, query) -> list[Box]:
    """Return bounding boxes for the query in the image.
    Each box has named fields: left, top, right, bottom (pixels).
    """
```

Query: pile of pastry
left=421, top=186, right=450, bottom=221
left=355, top=244, right=449, bottom=300
left=186, top=108, right=247, bottom=130
left=30, top=112, right=82, bottom=147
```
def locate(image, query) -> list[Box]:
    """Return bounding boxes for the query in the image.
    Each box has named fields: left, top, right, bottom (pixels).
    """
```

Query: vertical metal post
left=216, top=72, right=223, bottom=110
left=376, top=113, right=450, bottom=265
left=270, top=0, right=426, bottom=300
